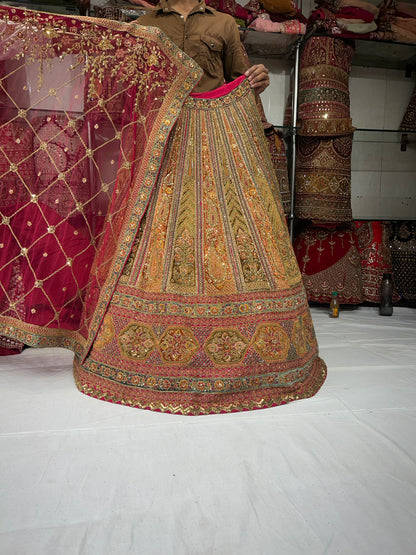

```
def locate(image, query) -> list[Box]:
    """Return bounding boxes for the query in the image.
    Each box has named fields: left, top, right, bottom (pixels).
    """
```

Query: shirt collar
left=157, top=0, right=214, bottom=15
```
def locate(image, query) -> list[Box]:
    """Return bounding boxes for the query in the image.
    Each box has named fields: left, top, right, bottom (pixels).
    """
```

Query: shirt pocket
left=200, top=35, right=222, bottom=53
left=189, top=34, right=223, bottom=77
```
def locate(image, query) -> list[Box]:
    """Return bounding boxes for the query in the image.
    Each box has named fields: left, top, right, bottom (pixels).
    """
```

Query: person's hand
left=245, top=64, right=270, bottom=94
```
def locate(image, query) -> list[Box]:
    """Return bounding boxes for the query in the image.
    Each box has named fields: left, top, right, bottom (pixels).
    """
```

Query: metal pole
left=289, top=39, right=300, bottom=241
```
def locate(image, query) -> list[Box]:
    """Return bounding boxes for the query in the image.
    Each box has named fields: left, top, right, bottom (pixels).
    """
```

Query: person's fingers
left=253, top=82, right=268, bottom=94
left=245, top=64, right=269, bottom=92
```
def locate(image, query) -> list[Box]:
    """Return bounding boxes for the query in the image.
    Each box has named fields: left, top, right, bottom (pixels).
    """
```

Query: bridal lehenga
left=0, top=6, right=326, bottom=414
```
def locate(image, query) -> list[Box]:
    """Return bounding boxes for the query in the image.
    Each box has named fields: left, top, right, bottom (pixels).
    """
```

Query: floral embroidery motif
left=205, top=242, right=230, bottom=290
left=171, top=228, right=196, bottom=286
left=253, top=323, right=290, bottom=361
left=159, top=327, right=199, bottom=364
left=204, top=329, right=249, bottom=365
left=118, top=324, right=156, bottom=359
left=0, top=9, right=183, bottom=104
left=203, top=181, right=232, bottom=290
left=235, top=227, right=266, bottom=284
left=223, top=175, right=267, bottom=286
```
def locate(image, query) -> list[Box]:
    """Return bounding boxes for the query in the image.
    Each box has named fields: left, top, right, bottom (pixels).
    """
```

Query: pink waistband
left=190, top=75, right=246, bottom=99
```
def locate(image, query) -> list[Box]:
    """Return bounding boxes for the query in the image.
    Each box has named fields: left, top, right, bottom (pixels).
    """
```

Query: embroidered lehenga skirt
left=73, top=77, right=327, bottom=414
left=0, top=7, right=326, bottom=414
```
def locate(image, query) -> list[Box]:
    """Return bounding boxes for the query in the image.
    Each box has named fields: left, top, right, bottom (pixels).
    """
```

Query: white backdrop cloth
left=1, top=306, right=415, bottom=555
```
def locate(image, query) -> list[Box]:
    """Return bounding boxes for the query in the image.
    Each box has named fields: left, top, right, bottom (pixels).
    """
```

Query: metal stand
left=289, top=39, right=300, bottom=241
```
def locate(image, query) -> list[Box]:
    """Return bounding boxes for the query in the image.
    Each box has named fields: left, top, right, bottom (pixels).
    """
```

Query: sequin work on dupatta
left=0, top=8, right=202, bottom=355
left=74, top=77, right=327, bottom=415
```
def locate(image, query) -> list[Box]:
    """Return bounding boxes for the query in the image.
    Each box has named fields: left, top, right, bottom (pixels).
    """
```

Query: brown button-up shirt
left=138, top=0, right=248, bottom=92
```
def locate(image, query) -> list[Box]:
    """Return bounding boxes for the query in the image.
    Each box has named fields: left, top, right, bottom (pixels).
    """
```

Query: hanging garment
left=0, top=7, right=326, bottom=414
left=293, top=223, right=363, bottom=304
left=355, top=220, right=398, bottom=304
left=297, top=36, right=355, bottom=137
left=388, top=221, right=416, bottom=303
left=295, top=134, right=354, bottom=224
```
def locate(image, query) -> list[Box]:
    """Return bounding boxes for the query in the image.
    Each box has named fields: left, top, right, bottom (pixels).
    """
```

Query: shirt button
left=185, top=35, right=189, bottom=39
left=180, top=14, right=184, bottom=18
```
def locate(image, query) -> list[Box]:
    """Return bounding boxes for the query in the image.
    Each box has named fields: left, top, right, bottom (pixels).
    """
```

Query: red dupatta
left=0, top=6, right=202, bottom=356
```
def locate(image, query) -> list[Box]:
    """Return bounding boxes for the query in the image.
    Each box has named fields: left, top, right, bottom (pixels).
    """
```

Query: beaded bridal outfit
left=0, top=6, right=326, bottom=414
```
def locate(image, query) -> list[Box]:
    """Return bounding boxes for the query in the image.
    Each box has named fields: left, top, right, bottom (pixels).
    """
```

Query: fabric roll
left=377, top=0, right=399, bottom=32
left=391, top=23, right=416, bottom=42
left=337, top=6, right=375, bottom=22
left=93, top=6, right=129, bottom=21
left=259, top=0, right=298, bottom=17
left=295, top=133, right=353, bottom=224
left=336, top=20, right=377, bottom=32
left=314, top=0, right=343, bottom=12
left=297, top=36, right=355, bottom=137
left=248, top=15, right=306, bottom=33
left=394, top=15, right=416, bottom=34
left=398, top=1, right=416, bottom=18
left=340, top=0, right=379, bottom=18
left=205, top=0, right=257, bottom=25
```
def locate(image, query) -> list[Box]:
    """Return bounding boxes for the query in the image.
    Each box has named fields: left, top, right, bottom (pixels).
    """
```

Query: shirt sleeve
left=222, top=17, right=250, bottom=83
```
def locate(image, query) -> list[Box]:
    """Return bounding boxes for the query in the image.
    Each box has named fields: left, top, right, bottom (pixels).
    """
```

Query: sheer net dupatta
left=0, top=6, right=202, bottom=356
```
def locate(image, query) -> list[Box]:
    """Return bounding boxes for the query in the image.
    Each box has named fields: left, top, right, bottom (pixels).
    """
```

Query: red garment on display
left=293, top=223, right=363, bottom=304
left=355, top=220, right=397, bottom=303
left=337, top=6, right=375, bottom=21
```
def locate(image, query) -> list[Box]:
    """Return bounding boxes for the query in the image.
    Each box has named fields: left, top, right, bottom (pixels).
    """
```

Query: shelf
left=0, top=1, right=152, bottom=19
left=306, top=32, right=416, bottom=72
left=353, top=129, right=416, bottom=145
left=241, top=29, right=302, bottom=58
left=0, top=0, right=85, bottom=15
left=273, top=128, right=416, bottom=146
left=352, top=39, right=416, bottom=72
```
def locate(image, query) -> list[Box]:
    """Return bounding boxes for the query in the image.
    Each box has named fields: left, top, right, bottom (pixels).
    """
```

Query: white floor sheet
left=1, top=306, right=415, bottom=555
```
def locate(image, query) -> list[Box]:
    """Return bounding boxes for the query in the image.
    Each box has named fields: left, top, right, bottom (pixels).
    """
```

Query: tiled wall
left=350, top=67, right=415, bottom=219
left=252, top=12, right=416, bottom=221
